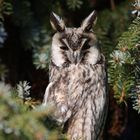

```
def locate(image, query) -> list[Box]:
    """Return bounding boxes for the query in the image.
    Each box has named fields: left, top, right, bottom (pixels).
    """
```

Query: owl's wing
left=43, top=64, right=72, bottom=124
left=42, top=82, right=54, bottom=106
left=92, top=56, right=108, bottom=139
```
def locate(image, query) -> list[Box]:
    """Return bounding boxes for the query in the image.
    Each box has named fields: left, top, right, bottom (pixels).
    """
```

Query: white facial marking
left=86, top=45, right=100, bottom=64
left=51, top=34, right=65, bottom=67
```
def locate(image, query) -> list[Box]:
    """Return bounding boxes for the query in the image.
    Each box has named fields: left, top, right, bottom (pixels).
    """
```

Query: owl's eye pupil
left=82, top=41, right=90, bottom=50
left=60, top=46, right=69, bottom=50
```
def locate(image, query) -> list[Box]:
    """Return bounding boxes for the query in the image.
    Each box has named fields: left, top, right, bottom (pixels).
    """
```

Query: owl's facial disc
left=60, top=37, right=82, bottom=64
left=58, top=29, right=93, bottom=64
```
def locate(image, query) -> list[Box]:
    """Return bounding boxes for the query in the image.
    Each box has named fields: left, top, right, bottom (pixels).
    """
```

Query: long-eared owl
left=43, top=11, right=108, bottom=140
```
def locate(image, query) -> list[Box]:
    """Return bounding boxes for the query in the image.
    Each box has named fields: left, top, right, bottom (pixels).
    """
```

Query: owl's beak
left=71, top=51, right=81, bottom=64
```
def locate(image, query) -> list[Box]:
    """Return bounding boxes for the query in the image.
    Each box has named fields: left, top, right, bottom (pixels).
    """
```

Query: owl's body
left=43, top=11, right=108, bottom=140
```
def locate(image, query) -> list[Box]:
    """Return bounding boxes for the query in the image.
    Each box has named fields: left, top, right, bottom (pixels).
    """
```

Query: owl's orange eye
left=60, top=46, right=69, bottom=50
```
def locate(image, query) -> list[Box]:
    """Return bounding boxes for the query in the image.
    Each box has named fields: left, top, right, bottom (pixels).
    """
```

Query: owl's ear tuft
left=81, top=10, right=97, bottom=32
left=50, top=12, right=65, bottom=32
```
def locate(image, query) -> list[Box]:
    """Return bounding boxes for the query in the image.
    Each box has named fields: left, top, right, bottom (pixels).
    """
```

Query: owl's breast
left=49, top=54, right=106, bottom=103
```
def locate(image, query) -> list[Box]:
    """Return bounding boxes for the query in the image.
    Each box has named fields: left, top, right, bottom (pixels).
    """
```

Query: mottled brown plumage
left=43, top=11, right=108, bottom=140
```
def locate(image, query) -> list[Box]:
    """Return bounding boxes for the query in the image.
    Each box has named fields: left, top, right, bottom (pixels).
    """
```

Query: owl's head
left=50, top=11, right=101, bottom=67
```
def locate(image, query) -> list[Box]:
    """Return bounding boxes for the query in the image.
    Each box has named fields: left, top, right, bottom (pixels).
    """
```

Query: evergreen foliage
left=95, top=2, right=131, bottom=60
left=0, top=0, right=12, bottom=80
left=67, top=0, right=83, bottom=10
left=0, top=81, right=67, bottom=140
left=109, top=16, right=140, bottom=104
